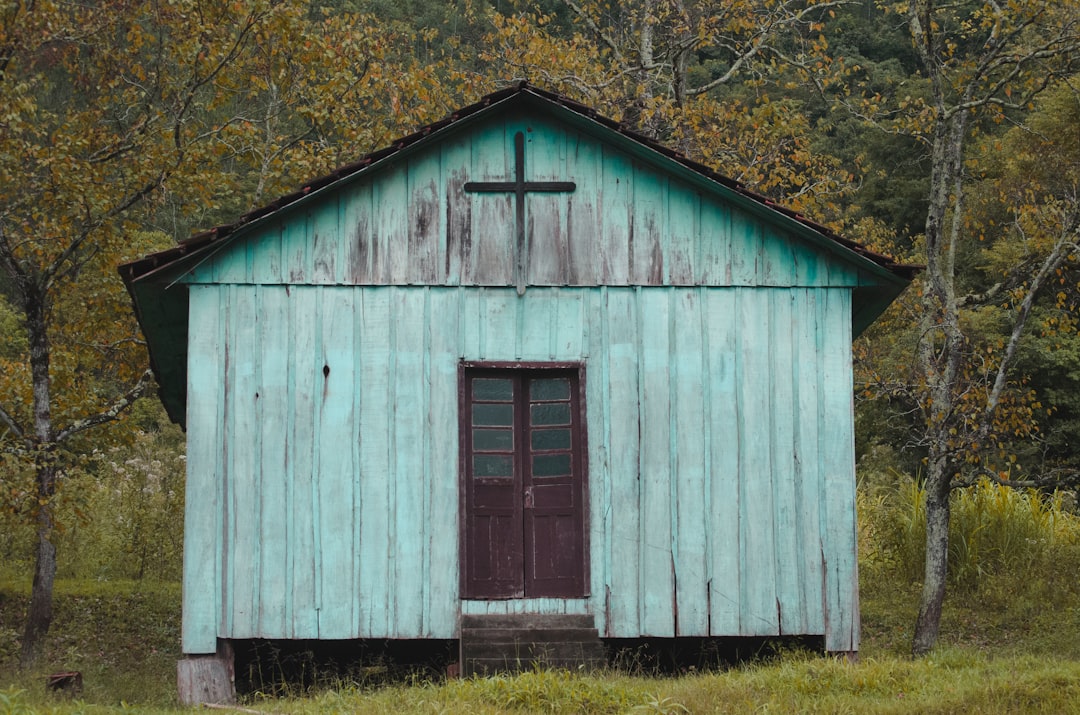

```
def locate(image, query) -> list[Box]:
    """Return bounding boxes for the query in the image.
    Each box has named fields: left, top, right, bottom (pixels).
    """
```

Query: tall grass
left=0, top=410, right=185, bottom=584
left=863, top=476, right=1080, bottom=594
left=2, top=456, right=1079, bottom=713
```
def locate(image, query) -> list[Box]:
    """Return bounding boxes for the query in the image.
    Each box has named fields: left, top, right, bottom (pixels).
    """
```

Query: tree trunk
left=21, top=470, right=57, bottom=665
left=909, top=106, right=967, bottom=656
left=912, top=459, right=951, bottom=656
left=19, top=284, right=56, bottom=666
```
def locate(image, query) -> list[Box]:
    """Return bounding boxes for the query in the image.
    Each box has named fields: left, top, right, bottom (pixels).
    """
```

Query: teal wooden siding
left=182, top=113, right=868, bottom=290
left=182, top=284, right=858, bottom=653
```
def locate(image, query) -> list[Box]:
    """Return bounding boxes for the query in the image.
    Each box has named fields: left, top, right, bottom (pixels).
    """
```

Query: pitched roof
left=120, top=81, right=918, bottom=425
left=120, top=81, right=917, bottom=285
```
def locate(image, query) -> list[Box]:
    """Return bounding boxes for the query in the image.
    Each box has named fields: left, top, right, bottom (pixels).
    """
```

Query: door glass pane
left=530, top=402, right=570, bottom=426
left=531, top=378, right=569, bottom=401
left=474, top=378, right=513, bottom=401
left=474, top=454, right=513, bottom=478
left=531, top=428, right=571, bottom=451
left=532, top=453, right=571, bottom=477
left=473, top=403, right=513, bottom=426
left=474, top=428, right=513, bottom=451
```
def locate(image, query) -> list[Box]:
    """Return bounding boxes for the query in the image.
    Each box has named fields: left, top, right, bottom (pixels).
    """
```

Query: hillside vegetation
left=1, top=477, right=1078, bottom=713
left=2, top=0, right=1080, bottom=707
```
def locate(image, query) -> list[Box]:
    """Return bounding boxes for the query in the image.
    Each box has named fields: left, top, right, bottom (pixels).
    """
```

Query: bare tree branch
left=952, top=464, right=1080, bottom=490
left=560, top=0, right=626, bottom=64
left=0, top=402, right=25, bottom=442
left=54, top=369, right=154, bottom=443
left=976, top=218, right=1080, bottom=446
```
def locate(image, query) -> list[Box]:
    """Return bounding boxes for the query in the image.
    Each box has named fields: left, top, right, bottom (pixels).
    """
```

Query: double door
left=460, top=367, right=587, bottom=599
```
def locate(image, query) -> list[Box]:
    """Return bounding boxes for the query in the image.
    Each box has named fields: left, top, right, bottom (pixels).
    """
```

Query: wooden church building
left=121, top=83, right=915, bottom=702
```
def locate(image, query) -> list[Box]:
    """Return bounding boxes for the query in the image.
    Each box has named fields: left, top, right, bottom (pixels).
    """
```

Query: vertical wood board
left=182, top=286, right=224, bottom=654
left=184, top=284, right=859, bottom=646
left=180, top=116, right=870, bottom=291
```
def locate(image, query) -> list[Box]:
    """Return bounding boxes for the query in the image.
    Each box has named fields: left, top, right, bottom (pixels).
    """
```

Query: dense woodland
left=1, top=0, right=1079, bottom=663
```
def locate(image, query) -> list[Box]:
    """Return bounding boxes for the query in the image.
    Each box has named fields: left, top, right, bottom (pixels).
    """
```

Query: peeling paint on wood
left=171, top=108, right=887, bottom=658
left=183, top=115, right=863, bottom=292
left=182, top=285, right=858, bottom=648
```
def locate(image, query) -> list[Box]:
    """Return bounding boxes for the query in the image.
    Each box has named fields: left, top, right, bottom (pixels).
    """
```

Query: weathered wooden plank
left=350, top=289, right=365, bottom=635
left=225, top=285, right=259, bottom=637
left=316, top=288, right=357, bottom=637
left=183, top=286, right=223, bottom=654
left=762, top=228, right=796, bottom=287
left=819, top=289, right=859, bottom=652
left=441, top=137, right=471, bottom=285
left=795, top=288, right=825, bottom=634
left=630, top=171, right=665, bottom=284
left=466, top=127, right=514, bottom=285
left=248, top=224, right=283, bottom=284
left=769, top=290, right=803, bottom=634
left=344, top=180, right=373, bottom=284
left=357, top=289, right=392, bottom=636
left=704, top=289, right=740, bottom=635
left=426, top=288, right=461, bottom=637
left=460, top=599, right=591, bottom=616
left=311, top=197, right=339, bottom=283
left=478, top=289, right=517, bottom=360
left=697, top=200, right=732, bottom=286
left=256, top=287, right=289, bottom=637
left=177, top=646, right=235, bottom=706
left=729, top=210, right=761, bottom=286
left=419, top=289, right=434, bottom=636
left=309, top=290, right=325, bottom=629
left=457, top=287, right=479, bottom=359
left=737, top=289, right=779, bottom=635
left=665, top=182, right=698, bottom=285
left=588, top=288, right=611, bottom=637
left=180, top=150, right=877, bottom=294
left=638, top=288, right=674, bottom=636
left=282, top=286, right=298, bottom=632
left=566, top=133, right=599, bottom=284
left=206, top=238, right=252, bottom=284
left=378, top=163, right=410, bottom=284
left=286, top=214, right=310, bottom=283
left=598, top=147, right=631, bottom=285
left=791, top=235, right=827, bottom=287
left=288, top=286, right=319, bottom=638
left=552, top=289, right=585, bottom=360
left=383, top=290, right=400, bottom=634
left=827, top=252, right=861, bottom=287
left=183, top=281, right=863, bottom=644
left=408, top=151, right=442, bottom=284
left=526, top=125, right=570, bottom=285
left=517, top=289, right=553, bottom=360
left=392, top=289, right=427, bottom=636
left=604, top=288, right=640, bottom=636
left=672, top=289, right=708, bottom=635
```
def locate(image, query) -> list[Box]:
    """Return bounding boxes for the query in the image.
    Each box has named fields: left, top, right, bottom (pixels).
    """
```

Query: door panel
left=463, top=374, right=522, bottom=598
left=462, top=367, right=586, bottom=600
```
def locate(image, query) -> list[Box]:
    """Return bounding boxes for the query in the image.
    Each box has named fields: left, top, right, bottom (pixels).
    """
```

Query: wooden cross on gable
left=466, top=131, right=576, bottom=295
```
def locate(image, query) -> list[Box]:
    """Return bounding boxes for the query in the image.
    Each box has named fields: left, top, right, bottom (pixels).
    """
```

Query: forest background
left=1, top=0, right=1079, bottom=674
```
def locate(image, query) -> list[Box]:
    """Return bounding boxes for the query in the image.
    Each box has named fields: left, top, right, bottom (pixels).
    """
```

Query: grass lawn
left=1, top=573, right=1079, bottom=714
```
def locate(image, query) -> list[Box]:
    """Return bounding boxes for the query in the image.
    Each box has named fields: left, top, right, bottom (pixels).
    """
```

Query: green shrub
left=862, top=474, right=1080, bottom=597
left=0, top=413, right=185, bottom=584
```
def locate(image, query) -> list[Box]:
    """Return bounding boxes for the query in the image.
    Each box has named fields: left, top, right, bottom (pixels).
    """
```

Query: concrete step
left=463, top=627, right=601, bottom=642
left=464, top=640, right=605, bottom=661
left=460, top=614, right=606, bottom=676
left=461, top=614, right=595, bottom=630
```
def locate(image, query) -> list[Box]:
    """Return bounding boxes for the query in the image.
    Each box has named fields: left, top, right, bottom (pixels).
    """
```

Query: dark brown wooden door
left=461, top=367, right=587, bottom=599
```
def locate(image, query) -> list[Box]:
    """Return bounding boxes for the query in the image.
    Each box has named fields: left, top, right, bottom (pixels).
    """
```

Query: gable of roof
left=122, top=82, right=917, bottom=286
left=121, top=82, right=918, bottom=424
